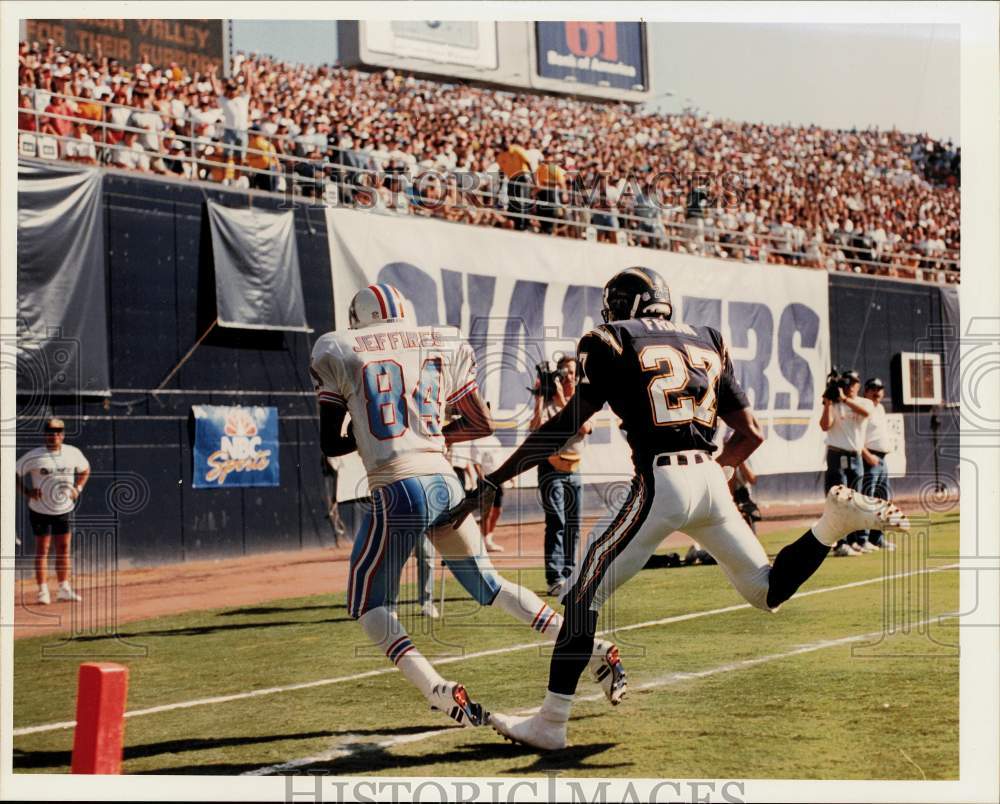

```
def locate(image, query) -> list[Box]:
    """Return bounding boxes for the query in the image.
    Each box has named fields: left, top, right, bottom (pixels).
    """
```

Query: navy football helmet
left=601, top=266, right=672, bottom=323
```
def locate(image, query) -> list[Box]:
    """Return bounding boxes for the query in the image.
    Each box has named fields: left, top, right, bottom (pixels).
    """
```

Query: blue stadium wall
left=15, top=173, right=959, bottom=566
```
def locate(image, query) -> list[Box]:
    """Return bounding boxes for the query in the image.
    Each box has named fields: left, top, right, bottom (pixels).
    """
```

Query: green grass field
left=13, top=511, right=959, bottom=779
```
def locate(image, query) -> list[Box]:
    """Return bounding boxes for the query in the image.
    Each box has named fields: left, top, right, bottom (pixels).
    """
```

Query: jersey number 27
left=640, top=345, right=722, bottom=427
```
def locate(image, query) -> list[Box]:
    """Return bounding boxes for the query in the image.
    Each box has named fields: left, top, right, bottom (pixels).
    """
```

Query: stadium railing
left=16, top=88, right=960, bottom=285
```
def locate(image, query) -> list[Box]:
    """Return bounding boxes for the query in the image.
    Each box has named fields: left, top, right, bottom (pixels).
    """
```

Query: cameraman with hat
left=819, top=370, right=874, bottom=555
left=861, top=377, right=895, bottom=551
left=530, top=356, right=590, bottom=596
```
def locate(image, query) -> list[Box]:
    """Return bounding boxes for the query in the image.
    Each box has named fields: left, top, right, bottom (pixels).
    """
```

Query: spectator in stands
left=497, top=138, right=537, bottom=231
left=74, top=85, right=103, bottom=131
left=246, top=123, right=278, bottom=192
left=18, top=92, right=37, bottom=132
left=106, top=86, right=132, bottom=146
left=112, top=129, right=150, bottom=172
left=40, top=91, right=73, bottom=142
left=163, top=136, right=192, bottom=178
left=128, top=86, right=166, bottom=161
left=64, top=120, right=97, bottom=165
left=535, top=161, right=567, bottom=235
left=14, top=40, right=960, bottom=281
left=210, top=63, right=252, bottom=169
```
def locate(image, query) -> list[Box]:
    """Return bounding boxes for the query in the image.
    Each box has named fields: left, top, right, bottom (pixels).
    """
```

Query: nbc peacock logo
left=205, top=408, right=272, bottom=484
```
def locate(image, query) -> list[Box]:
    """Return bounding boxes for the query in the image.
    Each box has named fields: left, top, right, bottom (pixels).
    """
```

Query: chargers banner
left=192, top=406, right=279, bottom=488
left=325, top=209, right=829, bottom=493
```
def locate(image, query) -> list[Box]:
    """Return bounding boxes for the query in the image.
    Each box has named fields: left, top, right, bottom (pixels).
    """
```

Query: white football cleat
left=824, top=486, right=910, bottom=536
left=589, top=642, right=628, bottom=705
left=37, top=585, right=51, bottom=605
left=56, top=583, right=82, bottom=602
left=491, top=711, right=567, bottom=751
left=428, top=682, right=486, bottom=727
left=421, top=601, right=440, bottom=619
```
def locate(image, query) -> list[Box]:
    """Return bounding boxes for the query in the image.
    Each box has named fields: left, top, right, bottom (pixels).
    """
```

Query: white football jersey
left=310, top=323, right=479, bottom=484
left=15, top=444, right=90, bottom=515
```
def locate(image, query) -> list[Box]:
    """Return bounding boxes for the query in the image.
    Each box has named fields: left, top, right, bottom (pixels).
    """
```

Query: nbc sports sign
left=192, top=406, right=279, bottom=488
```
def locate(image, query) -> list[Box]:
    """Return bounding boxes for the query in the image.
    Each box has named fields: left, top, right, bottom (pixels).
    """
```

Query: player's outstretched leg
left=766, top=485, right=910, bottom=610
left=491, top=600, right=599, bottom=751
left=430, top=517, right=626, bottom=704
left=356, top=605, right=487, bottom=727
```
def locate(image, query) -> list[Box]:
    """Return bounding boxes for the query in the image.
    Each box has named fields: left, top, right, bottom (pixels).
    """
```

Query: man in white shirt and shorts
left=15, top=418, right=90, bottom=604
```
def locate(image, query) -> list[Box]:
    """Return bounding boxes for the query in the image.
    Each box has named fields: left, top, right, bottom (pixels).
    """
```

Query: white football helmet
left=348, top=284, right=409, bottom=329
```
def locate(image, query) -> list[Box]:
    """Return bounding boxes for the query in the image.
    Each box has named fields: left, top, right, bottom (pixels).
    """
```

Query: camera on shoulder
left=530, top=360, right=567, bottom=400
left=823, top=367, right=860, bottom=401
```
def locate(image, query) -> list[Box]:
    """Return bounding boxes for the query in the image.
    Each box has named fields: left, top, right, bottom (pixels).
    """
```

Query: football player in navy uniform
left=450, top=266, right=910, bottom=750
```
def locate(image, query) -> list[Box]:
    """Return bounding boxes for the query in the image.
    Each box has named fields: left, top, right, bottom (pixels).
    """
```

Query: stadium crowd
left=17, top=39, right=960, bottom=279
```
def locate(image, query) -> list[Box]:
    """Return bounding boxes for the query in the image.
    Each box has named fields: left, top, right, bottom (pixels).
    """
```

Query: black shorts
left=29, top=510, right=72, bottom=537
left=493, top=485, right=504, bottom=507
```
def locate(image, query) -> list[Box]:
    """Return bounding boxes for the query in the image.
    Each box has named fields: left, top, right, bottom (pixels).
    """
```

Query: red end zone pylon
left=70, top=662, right=129, bottom=774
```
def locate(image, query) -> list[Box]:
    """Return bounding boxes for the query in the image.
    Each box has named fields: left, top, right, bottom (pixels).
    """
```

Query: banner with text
left=325, top=209, right=829, bottom=492
left=192, top=406, right=279, bottom=489
left=24, top=19, right=227, bottom=77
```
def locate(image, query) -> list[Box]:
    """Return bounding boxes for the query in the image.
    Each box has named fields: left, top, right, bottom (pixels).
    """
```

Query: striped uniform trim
left=317, top=390, right=346, bottom=407
left=368, top=284, right=406, bottom=320
left=386, top=635, right=415, bottom=664
left=574, top=474, right=650, bottom=603
left=446, top=380, right=478, bottom=404
left=358, top=490, right=391, bottom=615
left=381, top=284, right=405, bottom=318
left=592, top=326, right=623, bottom=354
left=367, top=285, right=389, bottom=318
left=347, top=490, right=385, bottom=618
left=530, top=604, right=559, bottom=633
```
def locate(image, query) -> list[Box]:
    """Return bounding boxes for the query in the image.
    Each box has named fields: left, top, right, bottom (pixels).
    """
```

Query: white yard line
left=244, top=612, right=948, bottom=776
left=13, top=562, right=958, bottom=738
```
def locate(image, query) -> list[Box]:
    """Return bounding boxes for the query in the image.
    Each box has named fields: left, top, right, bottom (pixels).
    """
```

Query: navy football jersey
left=576, top=318, right=749, bottom=467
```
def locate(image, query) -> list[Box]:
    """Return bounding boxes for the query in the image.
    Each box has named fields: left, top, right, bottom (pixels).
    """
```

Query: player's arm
left=441, top=335, right=492, bottom=445
left=710, top=327, right=764, bottom=469
left=442, top=390, right=494, bottom=445
left=486, top=391, right=603, bottom=486
left=715, top=407, right=765, bottom=469
left=311, top=340, right=356, bottom=458
left=319, top=404, right=357, bottom=458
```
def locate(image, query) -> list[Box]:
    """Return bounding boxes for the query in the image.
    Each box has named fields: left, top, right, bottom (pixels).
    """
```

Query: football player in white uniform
left=310, top=284, right=626, bottom=726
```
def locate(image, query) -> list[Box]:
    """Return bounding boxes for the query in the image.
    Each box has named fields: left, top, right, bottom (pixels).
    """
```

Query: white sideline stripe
left=12, top=562, right=959, bottom=738
left=245, top=612, right=949, bottom=776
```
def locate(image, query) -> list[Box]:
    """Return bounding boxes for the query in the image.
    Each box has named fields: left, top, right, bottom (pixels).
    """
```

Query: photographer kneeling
left=819, top=369, right=874, bottom=556
left=531, top=357, right=590, bottom=596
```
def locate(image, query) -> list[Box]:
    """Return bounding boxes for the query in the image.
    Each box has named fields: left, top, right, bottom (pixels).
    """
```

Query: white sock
left=358, top=606, right=445, bottom=699
left=810, top=514, right=840, bottom=547
left=493, top=580, right=563, bottom=637
left=539, top=690, right=574, bottom=724
left=494, top=581, right=613, bottom=667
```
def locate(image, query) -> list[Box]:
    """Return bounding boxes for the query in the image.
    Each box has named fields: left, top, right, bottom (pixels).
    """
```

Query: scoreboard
left=338, top=20, right=653, bottom=103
